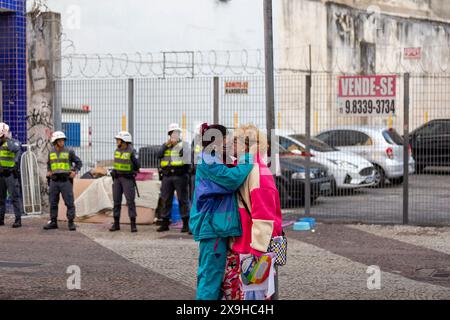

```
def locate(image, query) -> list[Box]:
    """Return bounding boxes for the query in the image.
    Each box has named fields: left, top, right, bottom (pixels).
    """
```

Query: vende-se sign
left=337, top=75, right=397, bottom=116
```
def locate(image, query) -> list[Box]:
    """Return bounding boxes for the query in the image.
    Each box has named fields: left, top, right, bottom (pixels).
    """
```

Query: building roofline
left=326, top=1, right=450, bottom=26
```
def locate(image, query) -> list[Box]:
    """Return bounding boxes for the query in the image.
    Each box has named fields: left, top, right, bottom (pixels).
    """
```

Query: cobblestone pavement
left=77, top=220, right=450, bottom=300
left=0, top=216, right=194, bottom=300
left=349, top=224, right=450, bottom=255
left=1, top=215, right=449, bottom=299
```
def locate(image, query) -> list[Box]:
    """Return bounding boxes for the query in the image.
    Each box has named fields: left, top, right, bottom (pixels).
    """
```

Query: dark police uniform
left=48, top=147, right=82, bottom=221
left=158, top=140, right=191, bottom=226
left=112, top=145, right=140, bottom=220
left=0, top=138, right=24, bottom=226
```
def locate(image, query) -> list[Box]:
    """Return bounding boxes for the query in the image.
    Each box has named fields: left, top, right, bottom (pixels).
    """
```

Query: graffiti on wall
left=27, top=98, right=53, bottom=201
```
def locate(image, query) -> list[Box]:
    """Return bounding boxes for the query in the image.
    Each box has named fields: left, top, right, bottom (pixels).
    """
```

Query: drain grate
left=0, top=261, right=41, bottom=268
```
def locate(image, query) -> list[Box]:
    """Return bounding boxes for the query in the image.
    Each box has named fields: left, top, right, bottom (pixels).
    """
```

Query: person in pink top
left=231, top=124, right=283, bottom=256
left=221, top=124, right=283, bottom=300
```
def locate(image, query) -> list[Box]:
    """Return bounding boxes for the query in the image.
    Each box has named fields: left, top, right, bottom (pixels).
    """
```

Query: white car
left=278, top=134, right=376, bottom=192
left=315, top=126, right=416, bottom=187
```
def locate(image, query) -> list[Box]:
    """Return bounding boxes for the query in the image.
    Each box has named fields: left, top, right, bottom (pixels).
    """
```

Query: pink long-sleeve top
left=231, top=153, right=283, bottom=257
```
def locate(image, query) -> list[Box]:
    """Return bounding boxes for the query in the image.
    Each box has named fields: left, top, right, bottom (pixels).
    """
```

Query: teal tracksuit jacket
left=190, top=152, right=254, bottom=300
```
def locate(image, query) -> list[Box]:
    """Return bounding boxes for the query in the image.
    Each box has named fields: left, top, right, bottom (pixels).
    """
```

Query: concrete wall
left=431, top=0, right=450, bottom=20
left=326, top=2, right=450, bottom=74
left=27, top=11, right=61, bottom=207
left=278, top=0, right=450, bottom=73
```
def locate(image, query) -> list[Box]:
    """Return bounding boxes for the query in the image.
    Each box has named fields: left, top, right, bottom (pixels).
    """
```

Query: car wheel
left=390, top=176, right=404, bottom=185
left=373, top=165, right=386, bottom=188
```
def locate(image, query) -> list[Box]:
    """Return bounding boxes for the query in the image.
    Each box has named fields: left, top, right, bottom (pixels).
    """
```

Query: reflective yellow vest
left=161, top=142, right=184, bottom=168
left=114, top=146, right=133, bottom=173
left=49, top=148, right=71, bottom=173
left=0, top=142, right=16, bottom=169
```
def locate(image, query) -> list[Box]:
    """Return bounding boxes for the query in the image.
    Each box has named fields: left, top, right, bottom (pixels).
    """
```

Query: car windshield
left=383, top=129, right=404, bottom=145
left=289, top=135, right=336, bottom=152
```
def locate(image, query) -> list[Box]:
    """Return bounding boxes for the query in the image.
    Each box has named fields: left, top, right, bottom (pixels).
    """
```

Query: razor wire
left=27, top=0, right=450, bottom=79
left=56, top=45, right=450, bottom=79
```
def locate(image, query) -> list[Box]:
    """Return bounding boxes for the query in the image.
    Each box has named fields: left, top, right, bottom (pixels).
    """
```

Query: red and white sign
left=337, top=75, right=397, bottom=116
left=404, top=47, right=421, bottom=60
left=225, top=81, right=249, bottom=94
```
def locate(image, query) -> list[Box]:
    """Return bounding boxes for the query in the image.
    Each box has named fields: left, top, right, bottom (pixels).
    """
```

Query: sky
left=32, top=0, right=278, bottom=55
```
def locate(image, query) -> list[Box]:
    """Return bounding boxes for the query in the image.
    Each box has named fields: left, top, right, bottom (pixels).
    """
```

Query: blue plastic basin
left=293, top=221, right=311, bottom=231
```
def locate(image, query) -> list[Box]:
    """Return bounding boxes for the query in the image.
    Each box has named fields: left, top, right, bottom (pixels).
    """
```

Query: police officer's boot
left=12, top=217, right=21, bottom=228
left=130, top=218, right=137, bottom=233
left=181, top=217, right=190, bottom=233
left=0, top=214, right=4, bottom=226
left=156, top=219, right=170, bottom=232
left=68, top=220, right=76, bottom=231
left=109, top=218, right=120, bottom=232
left=43, top=218, right=58, bottom=230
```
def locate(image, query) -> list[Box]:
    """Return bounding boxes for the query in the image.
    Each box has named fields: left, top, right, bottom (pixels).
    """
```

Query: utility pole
left=305, top=45, right=312, bottom=217
left=264, top=0, right=275, bottom=161
left=264, top=0, right=278, bottom=300
left=403, top=73, right=410, bottom=225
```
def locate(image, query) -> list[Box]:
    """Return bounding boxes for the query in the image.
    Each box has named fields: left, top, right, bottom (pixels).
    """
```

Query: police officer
left=157, top=123, right=191, bottom=233
left=44, top=131, right=82, bottom=231
left=0, top=123, right=24, bottom=228
left=109, top=131, right=140, bottom=233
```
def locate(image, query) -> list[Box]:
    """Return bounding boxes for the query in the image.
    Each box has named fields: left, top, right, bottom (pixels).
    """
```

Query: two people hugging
left=189, top=123, right=283, bottom=300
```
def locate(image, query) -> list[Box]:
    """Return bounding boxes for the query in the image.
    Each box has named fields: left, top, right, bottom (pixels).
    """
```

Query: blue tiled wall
left=0, top=0, right=26, bottom=143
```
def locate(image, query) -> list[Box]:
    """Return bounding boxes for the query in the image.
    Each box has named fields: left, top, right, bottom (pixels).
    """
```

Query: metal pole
left=264, top=0, right=276, bottom=158
left=305, top=74, right=312, bottom=217
left=128, top=79, right=135, bottom=138
left=54, top=80, right=62, bottom=131
left=403, top=73, right=410, bottom=225
left=264, top=0, right=278, bottom=300
left=213, top=77, right=219, bottom=125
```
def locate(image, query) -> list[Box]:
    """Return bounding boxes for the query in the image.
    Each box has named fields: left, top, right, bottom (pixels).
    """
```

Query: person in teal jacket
left=189, top=124, right=254, bottom=300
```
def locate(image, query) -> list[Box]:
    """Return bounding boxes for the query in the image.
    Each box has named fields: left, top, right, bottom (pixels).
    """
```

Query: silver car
left=316, top=126, right=415, bottom=187
left=278, top=134, right=376, bottom=191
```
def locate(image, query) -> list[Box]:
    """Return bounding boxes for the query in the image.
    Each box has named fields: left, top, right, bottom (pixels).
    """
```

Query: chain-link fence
left=54, top=72, right=450, bottom=226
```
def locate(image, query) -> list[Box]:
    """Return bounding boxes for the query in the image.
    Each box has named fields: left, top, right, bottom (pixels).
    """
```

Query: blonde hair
left=233, top=124, right=267, bottom=155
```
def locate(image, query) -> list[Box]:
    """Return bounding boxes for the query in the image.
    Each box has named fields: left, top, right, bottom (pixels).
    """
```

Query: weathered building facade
left=277, top=0, right=450, bottom=133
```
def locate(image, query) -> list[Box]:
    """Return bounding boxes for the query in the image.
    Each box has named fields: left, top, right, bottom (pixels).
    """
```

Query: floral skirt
left=221, top=251, right=243, bottom=300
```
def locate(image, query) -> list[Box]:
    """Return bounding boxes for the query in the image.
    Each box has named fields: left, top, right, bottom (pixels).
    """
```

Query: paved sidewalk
left=0, top=216, right=194, bottom=300
left=1, top=215, right=449, bottom=299
left=78, top=220, right=450, bottom=300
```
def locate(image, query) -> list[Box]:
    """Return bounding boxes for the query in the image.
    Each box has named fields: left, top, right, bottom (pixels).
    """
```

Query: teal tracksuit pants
left=196, top=237, right=228, bottom=300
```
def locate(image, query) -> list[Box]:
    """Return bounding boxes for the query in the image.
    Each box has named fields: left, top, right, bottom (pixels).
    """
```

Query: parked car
left=278, top=134, right=376, bottom=192
left=410, top=119, right=450, bottom=173
left=274, top=143, right=332, bottom=208
left=316, top=126, right=415, bottom=187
